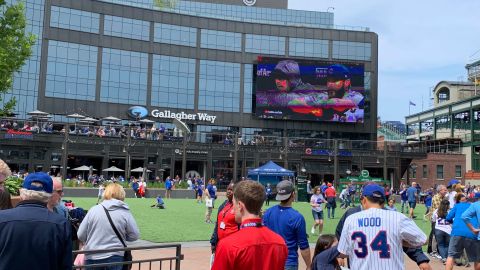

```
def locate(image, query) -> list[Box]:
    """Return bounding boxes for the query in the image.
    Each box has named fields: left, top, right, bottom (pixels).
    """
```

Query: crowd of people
left=2, top=153, right=480, bottom=270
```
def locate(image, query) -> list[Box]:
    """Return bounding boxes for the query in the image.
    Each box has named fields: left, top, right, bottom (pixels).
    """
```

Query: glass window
left=289, top=38, right=328, bottom=58
left=332, top=41, right=371, bottom=61
left=154, top=23, right=196, bottom=47
left=151, top=55, right=195, bottom=109
left=422, top=165, right=427, bottom=178
left=243, top=64, right=253, bottom=113
left=200, top=29, right=242, bottom=52
left=199, top=60, right=240, bottom=112
left=104, top=15, right=150, bottom=41
left=412, top=167, right=416, bottom=179
left=101, top=48, right=148, bottom=105
left=50, top=6, right=100, bottom=33
left=245, top=34, right=285, bottom=55
left=436, top=165, right=444, bottom=180
left=455, top=165, right=462, bottom=178
left=46, top=41, right=97, bottom=101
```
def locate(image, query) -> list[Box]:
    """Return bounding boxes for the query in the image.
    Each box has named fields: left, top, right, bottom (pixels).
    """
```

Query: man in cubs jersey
left=338, top=184, right=427, bottom=270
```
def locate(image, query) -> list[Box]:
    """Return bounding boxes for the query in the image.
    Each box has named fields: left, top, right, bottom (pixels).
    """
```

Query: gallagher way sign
left=128, top=107, right=218, bottom=124
left=151, top=110, right=217, bottom=124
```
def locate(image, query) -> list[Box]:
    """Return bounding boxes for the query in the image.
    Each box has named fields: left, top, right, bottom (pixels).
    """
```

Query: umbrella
left=102, top=166, right=124, bottom=172
left=138, top=119, right=154, bottom=124
left=131, top=167, right=152, bottom=172
left=103, top=166, right=125, bottom=178
left=67, top=113, right=86, bottom=119
left=102, top=116, right=121, bottom=122
left=27, top=110, right=49, bottom=116
left=67, top=113, right=86, bottom=132
left=79, top=117, right=98, bottom=123
left=72, top=165, right=92, bottom=171
left=72, top=165, right=96, bottom=180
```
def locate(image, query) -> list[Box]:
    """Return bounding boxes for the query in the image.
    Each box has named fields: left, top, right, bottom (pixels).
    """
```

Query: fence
left=73, top=244, right=183, bottom=270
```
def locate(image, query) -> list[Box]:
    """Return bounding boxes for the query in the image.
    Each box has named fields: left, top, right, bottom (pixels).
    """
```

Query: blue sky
left=289, top=0, right=480, bottom=121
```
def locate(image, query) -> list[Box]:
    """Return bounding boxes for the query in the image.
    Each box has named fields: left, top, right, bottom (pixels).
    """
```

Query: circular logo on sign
left=361, top=170, right=369, bottom=178
left=243, top=0, right=256, bottom=6
left=305, top=148, right=312, bottom=155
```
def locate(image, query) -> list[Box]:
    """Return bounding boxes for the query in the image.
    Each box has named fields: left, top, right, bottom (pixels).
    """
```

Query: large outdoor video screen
left=255, top=58, right=365, bottom=123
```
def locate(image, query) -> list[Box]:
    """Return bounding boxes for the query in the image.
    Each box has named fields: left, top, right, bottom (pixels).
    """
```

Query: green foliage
left=0, top=0, right=36, bottom=116
left=153, top=0, right=179, bottom=9
left=4, top=175, right=23, bottom=195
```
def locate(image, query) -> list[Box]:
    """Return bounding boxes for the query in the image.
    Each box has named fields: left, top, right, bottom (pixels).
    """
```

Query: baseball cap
left=362, top=184, right=385, bottom=199
left=447, top=179, right=460, bottom=188
left=23, top=172, right=53, bottom=193
left=275, top=180, right=294, bottom=201
left=327, top=64, right=350, bottom=80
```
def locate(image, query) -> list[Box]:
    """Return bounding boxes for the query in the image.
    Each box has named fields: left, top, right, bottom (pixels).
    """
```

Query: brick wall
left=403, top=153, right=465, bottom=189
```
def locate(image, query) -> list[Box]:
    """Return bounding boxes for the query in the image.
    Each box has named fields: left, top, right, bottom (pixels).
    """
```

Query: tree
left=0, top=0, right=35, bottom=116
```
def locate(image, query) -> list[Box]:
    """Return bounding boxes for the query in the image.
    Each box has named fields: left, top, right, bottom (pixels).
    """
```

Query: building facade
left=1, top=0, right=407, bottom=186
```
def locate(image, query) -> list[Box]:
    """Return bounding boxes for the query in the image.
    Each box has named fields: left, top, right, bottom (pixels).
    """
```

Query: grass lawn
left=66, top=197, right=432, bottom=244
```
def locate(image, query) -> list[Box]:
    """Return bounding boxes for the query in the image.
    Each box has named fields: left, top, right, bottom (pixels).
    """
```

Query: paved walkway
left=127, top=240, right=473, bottom=270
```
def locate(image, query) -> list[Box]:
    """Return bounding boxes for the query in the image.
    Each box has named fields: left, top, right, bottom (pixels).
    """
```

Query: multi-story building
left=2, top=0, right=418, bottom=187
left=405, top=60, right=480, bottom=187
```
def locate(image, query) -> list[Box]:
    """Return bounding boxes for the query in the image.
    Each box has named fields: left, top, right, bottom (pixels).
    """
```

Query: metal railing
left=73, top=244, right=183, bottom=270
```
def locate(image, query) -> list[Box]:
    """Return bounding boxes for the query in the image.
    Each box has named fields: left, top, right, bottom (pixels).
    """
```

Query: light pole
left=61, top=123, right=69, bottom=179
left=233, top=132, right=239, bottom=182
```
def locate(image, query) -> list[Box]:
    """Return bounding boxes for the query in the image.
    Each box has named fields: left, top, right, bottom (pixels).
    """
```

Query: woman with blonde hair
left=78, top=183, right=140, bottom=269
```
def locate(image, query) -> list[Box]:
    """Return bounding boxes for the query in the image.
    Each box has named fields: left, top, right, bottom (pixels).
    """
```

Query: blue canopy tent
left=247, top=161, right=295, bottom=185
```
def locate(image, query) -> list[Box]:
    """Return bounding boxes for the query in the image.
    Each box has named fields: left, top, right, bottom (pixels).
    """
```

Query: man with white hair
left=0, top=172, right=72, bottom=270
left=48, top=176, right=69, bottom=218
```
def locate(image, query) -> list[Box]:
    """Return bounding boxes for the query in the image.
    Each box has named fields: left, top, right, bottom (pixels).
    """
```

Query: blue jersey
left=263, top=205, right=309, bottom=267
left=165, top=179, right=172, bottom=190
left=424, top=196, right=432, bottom=207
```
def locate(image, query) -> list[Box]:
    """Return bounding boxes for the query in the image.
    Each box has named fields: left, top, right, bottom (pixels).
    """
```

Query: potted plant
left=4, top=176, right=23, bottom=207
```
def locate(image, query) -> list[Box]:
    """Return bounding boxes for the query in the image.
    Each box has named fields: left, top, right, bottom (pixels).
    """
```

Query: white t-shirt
left=448, top=191, right=457, bottom=209
left=310, top=194, right=325, bottom=212
left=338, top=208, right=427, bottom=270
left=432, top=210, right=452, bottom=235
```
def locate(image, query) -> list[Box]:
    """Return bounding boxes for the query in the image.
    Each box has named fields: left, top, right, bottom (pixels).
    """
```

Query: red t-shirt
left=325, top=187, right=336, bottom=198
left=212, top=218, right=287, bottom=270
left=217, top=201, right=238, bottom=241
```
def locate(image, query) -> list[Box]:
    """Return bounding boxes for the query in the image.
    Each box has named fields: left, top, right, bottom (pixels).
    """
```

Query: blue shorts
left=448, top=236, right=480, bottom=261
left=312, top=210, right=324, bottom=220
left=408, top=201, right=416, bottom=209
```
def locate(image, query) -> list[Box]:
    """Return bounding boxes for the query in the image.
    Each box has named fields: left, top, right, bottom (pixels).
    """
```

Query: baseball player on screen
left=337, top=184, right=427, bottom=270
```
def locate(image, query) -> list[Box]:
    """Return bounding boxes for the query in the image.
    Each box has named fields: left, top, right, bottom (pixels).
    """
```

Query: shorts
left=408, top=201, right=416, bottom=209
left=312, top=210, right=324, bottom=220
left=448, top=236, right=480, bottom=262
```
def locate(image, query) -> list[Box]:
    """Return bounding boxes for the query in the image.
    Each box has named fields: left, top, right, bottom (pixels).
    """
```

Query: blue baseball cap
left=327, top=64, right=350, bottom=80
left=447, top=179, right=460, bottom=188
left=23, top=172, right=53, bottom=193
left=362, top=184, right=385, bottom=199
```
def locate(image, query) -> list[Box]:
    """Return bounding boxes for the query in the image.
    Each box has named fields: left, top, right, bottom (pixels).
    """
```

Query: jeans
left=86, top=255, right=124, bottom=270
left=427, top=222, right=436, bottom=253
left=401, top=200, right=408, bottom=213
left=434, top=229, right=450, bottom=259
left=327, top=207, right=335, bottom=218
left=285, top=265, right=298, bottom=270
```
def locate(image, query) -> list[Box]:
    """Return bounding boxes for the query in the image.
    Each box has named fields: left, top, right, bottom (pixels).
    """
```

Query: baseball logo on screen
left=243, top=0, right=256, bottom=6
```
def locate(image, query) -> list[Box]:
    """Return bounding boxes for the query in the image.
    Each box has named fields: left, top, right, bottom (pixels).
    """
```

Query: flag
left=409, top=101, right=416, bottom=106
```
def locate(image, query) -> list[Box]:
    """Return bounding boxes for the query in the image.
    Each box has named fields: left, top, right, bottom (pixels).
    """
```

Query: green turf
left=66, top=197, right=433, bottom=244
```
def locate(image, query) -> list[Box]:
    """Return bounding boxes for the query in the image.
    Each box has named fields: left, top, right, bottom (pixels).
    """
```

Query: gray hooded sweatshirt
left=77, top=199, right=140, bottom=260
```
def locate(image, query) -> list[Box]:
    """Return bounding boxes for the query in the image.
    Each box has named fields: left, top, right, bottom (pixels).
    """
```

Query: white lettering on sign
left=151, top=109, right=217, bottom=124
